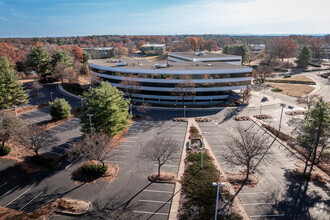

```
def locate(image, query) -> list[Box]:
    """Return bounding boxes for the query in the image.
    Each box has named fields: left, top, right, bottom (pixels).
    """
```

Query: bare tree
left=31, top=80, right=42, bottom=97
left=241, top=85, right=252, bottom=103
left=171, top=76, right=196, bottom=105
left=136, top=102, right=151, bottom=117
left=222, top=125, right=269, bottom=198
left=252, top=65, right=275, bottom=83
left=69, top=132, right=116, bottom=167
left=18, top=126, right=58, bottom=156
left=139, top=135, right=178, bottom=177
left=296, top=94, right=319, bottom=111
left=119, top=75, right=141, bottom=99
left=0, top=112, right=25, bottom=146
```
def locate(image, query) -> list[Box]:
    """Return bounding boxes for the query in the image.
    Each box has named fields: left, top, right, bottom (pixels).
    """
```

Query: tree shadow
left=262, top=169, right=327, bottom=220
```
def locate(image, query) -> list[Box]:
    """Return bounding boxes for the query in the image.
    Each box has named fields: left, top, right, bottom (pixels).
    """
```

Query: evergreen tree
left=81, top=82, right=131, bottom=136
left=0, top=57, right=28, bottom=109
left=297, top=97, right=329, bottom=178
left=296, top=46, right=312, bottom=67
left=50, top=98, right=72, bottom=121
left=82, top=52, right=91, bottom=63
left=51, top=50, right=73, bottom=68
left=27, top=46, right=51, bottom=77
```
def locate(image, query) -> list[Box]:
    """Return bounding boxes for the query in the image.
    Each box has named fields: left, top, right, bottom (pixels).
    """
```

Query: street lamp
left=184, top=106, right=186, bottom=119
left=278, top=103, right=286, bottom=132
left=212, top=182, right=226, bottom=220
left=81, top=98, right=84, bottom=108
left=50, top=92, right=53, bottom=102
left=130, top=103, right=132, bottom=115
left=199, top=132, right=207, bottom=168
left=86, top=114, right=93, bottom=135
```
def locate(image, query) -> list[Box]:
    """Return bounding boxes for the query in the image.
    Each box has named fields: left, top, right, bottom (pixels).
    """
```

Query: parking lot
left=197, top=118, right=329, bottom=219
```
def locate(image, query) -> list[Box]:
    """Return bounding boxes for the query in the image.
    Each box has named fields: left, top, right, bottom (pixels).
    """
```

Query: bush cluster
left=82, top=163, right=108, bottom=176
left=50, top=98, right=72, bottom=121
left=0, top=144, right=11, bottom=156
left=271, top=88, right=283, bottom=92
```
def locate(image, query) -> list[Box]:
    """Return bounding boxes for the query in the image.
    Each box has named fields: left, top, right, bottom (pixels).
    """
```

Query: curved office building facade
left=88, top=56, right=252, bottom=106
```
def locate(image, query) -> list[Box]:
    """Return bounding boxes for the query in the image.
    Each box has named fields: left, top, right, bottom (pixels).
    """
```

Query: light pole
left=212, top=182, right=226, bottom=220
left=278, top=103, right=286, bottom=132
left=184, top=106, right=186, bottom=119
left=200, top=132, right=207, bottom=168
left=130, top=103, right=132, bottom=115
left=50, top=92, right=53, bottom=102
left=87, top=114, right=93, bottom=135
left=14, top=106, right=18, bottom=117
left=81, top=98, right=84, bottom=108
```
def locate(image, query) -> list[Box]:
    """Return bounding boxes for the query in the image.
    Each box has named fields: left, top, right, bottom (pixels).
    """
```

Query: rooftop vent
left=195, top=63, right=199, bottom=66
left=195, top=51, right=206, bottom=56
left=108, top=59, right=122, bottom=63
left=154, top=63, right=171, bottom=69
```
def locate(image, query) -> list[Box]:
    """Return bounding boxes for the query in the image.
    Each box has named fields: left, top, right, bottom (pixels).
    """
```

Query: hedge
left=83, top=163, right=108, bottom=176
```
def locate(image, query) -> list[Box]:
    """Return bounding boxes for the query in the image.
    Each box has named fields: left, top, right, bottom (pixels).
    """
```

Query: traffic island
left=148, top=172, right=177, bottom=184
left=53, top=198, right=91, bottom=216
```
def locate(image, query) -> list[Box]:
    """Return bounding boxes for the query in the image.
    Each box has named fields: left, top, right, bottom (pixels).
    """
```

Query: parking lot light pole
left=200, top=132, right=207, bottom=168
left=278, top=103, right=286, bottom=132
left=14, top=106, right=18, bottom=117
left=184, top=106, right=186, bottom=119
left=50, top=92, right=53, bottom=102
left=130, top=103, right=132, bottom=115
left=87, top=114, right=93, bottom=135
left=212, top=182, right=226, bottom=220
left=81, top=98, right=84, bottom=108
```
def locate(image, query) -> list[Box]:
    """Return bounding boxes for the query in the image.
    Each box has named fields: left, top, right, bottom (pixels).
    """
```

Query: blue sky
left=0, top=0, right=329, bottom=37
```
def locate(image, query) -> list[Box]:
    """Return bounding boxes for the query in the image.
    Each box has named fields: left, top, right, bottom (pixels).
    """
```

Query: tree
left=114, top=46, right=129, bottom=57
left=310, top=38, right=326, bottom=62
left=222, top=126, right=269, bottom=197
left=139, top=135, right=178, bottom=177
left=50, top=98, right=72, bottom=121
left=222, top=44, right=249, bottom=62
left=51, top=50, right=73, bottom=68
left=27, top=46, right=51, bottom=77
left=0, top=112, right=24, bottom=147
left=297, top=97, right=329, bottom=178
left=18, top=126, right=58, bottom=156
left=119, top=75, right=141, bottom=99
left=204, top=39, right=218, bottom=52
left=296, top=46, right=312, bottom=68
left=296, top=94, right=319, bottom=111
left=171, top=76, right=196, bottom=105
left=73, top=45, right=84, bottom=62
left=252, top=65, right=275, bottom=83
left=0, top=56, right=28, bottom=109
left=274, top=37, right=297, bottom=61
left=242, top=86, right=252, bottom=103
left=82, top=52, right=91, bottom=64
left=31, top=80, right=42, bottom=97
left=69, top=132, right=115, bottom=168
left=52, top=62, right=77, bottom=84
left=81, top=82, right=131, bottom=136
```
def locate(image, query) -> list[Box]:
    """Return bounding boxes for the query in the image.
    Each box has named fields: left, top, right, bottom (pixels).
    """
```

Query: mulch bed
left=234, top=116, right=251, bottom=121
left=172, top=118, right=188, bottom=122
left=149, top=172, right=177, bottom=183
left=285, top=110, right=307, bottom=116
left=254, top=114, right=272, bottom=119
left=226, top=172, right=259, bottom=192
left=54, top=198, right=91, bottom=215
left=289, top=167, right=327, bottom=183
left=194, top=117, right=212, bottom=122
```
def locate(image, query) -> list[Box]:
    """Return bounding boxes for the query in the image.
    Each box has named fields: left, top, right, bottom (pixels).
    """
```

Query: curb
left=168, top=119, right=191, bottom=220
left=57, top=84, right=81, bottom=100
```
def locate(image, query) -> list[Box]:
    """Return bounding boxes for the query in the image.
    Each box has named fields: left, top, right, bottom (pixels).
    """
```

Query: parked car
left=288, top=105, right=294, bottom=109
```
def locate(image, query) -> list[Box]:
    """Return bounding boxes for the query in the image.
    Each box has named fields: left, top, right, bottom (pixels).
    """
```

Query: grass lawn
left=266, top=83, right=315, bottom=97
left=284, top=75, right=314, bottom=82
left=180, top=152, right=240, bottom=219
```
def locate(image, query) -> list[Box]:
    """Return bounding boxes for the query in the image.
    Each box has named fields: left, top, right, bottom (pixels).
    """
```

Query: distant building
left=140, top=44, right=166, bottom=55
left=249, top=44, right=265, bottom=52
left=168, top=52, right=242, bottom=66
left=82, top=47, right=114, bottom=59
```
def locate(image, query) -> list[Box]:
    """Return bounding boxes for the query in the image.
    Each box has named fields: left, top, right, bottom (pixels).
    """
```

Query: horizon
left=0, top=0, right=330, bottom=38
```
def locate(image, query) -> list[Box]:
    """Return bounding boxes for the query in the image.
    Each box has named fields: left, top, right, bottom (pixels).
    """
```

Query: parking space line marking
left=243, top=203, right=274, bottom=205
left=120, top=145, right=133, bottom=148
left=4, top=187, right=32, bottom=207
left=121, top=141, right=135, bottom=143
left=113, top=155, right=127, bottom=158
left=250, top=213, right=284, bottom=218
left=133, top=211, right=169, bottom=216
left=65, top=157, right=81, bottom=169
left=19, top=191, right=43, bottom=211
left=143, top=190, right=173, bottom=194
left=48, top=151, right=62, bottom=156
left=113, top=149, right=129, bottom=152
left=126, top=136, right=138, bottom=139
left=0, top=185, right=19, bottom=197
left=104, top=161, right=122, bottom=164
left=0, top=182, right=8, bottom=188
left=153, top=164, right=178, bottom=167
left=139, top=199, right=170, bottom=204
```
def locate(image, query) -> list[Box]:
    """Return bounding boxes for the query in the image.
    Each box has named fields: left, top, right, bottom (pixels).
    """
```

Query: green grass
left=271, top=87, right=283, bottom=92
left=180, top=152, right=237, bottom=219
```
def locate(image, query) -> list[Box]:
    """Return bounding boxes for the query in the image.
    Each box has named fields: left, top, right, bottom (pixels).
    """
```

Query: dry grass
left=0, top=205, right=54, bottom=220
left=266, top=83, right=315, bottom=97
left=285, top=75, right=314, bottom=82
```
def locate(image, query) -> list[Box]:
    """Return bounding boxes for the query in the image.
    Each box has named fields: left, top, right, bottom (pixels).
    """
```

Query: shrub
left=82, top=163, right=108, bottom=176
left=271, top=88, right=283, bottom=92
left=0, top=144, right=11, bottom=156
left=31, top=155, right=54, bottom=166
left=50, top=98, right=72, bottom=121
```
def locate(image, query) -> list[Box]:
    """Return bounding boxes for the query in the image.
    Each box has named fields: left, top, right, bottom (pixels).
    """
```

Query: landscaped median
left=170, top=119, right=247, bottom=220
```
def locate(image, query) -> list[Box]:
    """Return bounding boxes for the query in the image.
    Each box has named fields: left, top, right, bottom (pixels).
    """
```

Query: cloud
left=0, top=16, right=7, bottom=21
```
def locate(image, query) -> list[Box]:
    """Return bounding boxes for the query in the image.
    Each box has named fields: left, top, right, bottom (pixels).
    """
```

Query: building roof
left=141, top=44, right=166, bottom=48
left=89, top=58, right=249, bottom=70
left=169, top=52, right=240, bottom=59
left=81, top=47, right=114, bottom=50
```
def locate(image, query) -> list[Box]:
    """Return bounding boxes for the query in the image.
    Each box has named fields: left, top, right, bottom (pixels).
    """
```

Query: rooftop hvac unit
left=116, top=62, right=128, bottom=66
